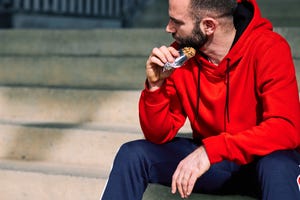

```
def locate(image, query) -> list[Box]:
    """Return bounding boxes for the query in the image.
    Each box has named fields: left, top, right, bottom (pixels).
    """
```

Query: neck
left=200, top=27, right=236, bottom=65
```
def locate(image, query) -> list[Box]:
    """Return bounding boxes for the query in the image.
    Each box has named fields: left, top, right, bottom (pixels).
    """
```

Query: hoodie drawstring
left=194, top=58, right=231, bottom=132
left=224, top=58, right=231, bottom=131
left=195, top=61, right=202, bottom=121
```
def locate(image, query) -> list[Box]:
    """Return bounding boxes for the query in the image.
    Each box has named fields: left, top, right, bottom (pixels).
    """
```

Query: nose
left=166, top=19, right=175, bottom=33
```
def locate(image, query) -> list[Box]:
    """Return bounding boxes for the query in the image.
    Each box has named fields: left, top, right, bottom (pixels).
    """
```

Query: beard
left=173, top=22, right=208, bottom=49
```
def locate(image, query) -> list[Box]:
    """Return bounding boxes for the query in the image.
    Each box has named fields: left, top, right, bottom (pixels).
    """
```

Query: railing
left=0, top=0, right=148, bottom=26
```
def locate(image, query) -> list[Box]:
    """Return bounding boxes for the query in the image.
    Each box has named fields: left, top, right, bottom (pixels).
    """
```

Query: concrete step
left=0, top=168, right=103, bottom=200
left=143, top=184, right=256, bottom=200
left=0, top=122, right=191, bottom=200
left=0, top=28, right=297, bottom=56
left=0, top=29, right=172, bottom=56
left=0, top=159, right=103, bottom=179
left=0, top=28, right=298, bottom=90
left=0, top=56, right=146, bottom=90
left=0, top=87, right=141, bottom=126
left=0, top=123, right=143, bottom=175
left=0, top=162, right=255, bottom=200
left=0, top=86, right=193, bottom=130
left=0, top=29, right=173, bottom=90
left=0, top=56, right=298, bottom=91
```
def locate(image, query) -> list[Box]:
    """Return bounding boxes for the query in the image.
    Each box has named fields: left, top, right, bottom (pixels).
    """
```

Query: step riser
left=0, top=29, right=173, bottom=56
left=0, top=88, right=141, bottom=126
left=0, top=28, right=298, bottom=56
left=0, top=170, right=103, bottom=200
left=0, top=76, right=298, bottom=128
left=0, top=28, right=298, bottom=90
left=0, top=56, right=147, bottom=89
left=0, top=57, right=298, bottom=90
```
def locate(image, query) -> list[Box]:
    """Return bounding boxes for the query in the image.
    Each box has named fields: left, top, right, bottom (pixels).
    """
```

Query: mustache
left=172, top=33, right=178, bottom=41
left=172, top=33, right=185, bottom=47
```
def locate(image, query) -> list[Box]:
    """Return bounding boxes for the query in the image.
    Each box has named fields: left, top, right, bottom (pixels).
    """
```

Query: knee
left=115, top=140, right=148, bottom=164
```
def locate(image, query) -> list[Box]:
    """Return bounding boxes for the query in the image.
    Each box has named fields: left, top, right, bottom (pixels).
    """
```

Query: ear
left=200, top=17, right=217, bottom=35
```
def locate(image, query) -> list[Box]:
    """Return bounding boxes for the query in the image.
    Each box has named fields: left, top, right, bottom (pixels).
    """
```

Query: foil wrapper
left=163, top=49, right=189, bottom=72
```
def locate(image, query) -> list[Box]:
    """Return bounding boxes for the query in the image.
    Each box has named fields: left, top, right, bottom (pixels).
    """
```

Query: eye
left=170, top=17, right=184, bottom=26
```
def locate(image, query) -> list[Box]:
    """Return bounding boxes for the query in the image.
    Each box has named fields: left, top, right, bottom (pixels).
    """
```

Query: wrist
left=147, top=79, right=164, bottom=91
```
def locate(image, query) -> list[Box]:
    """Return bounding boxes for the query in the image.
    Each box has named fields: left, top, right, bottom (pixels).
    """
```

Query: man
left=102, top=0, right=300, bottom=199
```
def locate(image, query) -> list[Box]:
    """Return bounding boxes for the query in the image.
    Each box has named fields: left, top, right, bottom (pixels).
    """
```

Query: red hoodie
left=139, top=0, right=300, bottom=165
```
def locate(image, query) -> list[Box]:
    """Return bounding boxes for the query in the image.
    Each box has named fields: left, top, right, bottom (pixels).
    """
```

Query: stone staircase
left=0, top=28, right=172, bottom=200
left=0, top=28, right=299, bottom=200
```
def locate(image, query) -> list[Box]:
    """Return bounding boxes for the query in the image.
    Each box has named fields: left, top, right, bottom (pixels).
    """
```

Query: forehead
left=169, top=0, right=191, bottom=19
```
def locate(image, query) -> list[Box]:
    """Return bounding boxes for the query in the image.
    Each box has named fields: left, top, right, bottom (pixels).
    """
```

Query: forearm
left=139, top=84, right=186, bottom=144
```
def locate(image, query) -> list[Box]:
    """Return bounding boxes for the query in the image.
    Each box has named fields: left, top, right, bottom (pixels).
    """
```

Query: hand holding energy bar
left=163, top=47, right=196, bottom=71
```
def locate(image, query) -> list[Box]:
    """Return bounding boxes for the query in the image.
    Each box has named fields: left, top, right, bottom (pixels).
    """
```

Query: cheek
left=179, top=24, right=194, bottom=36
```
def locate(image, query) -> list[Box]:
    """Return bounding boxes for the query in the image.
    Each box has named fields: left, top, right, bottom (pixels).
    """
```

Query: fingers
left=187, top=174, right=198, bottom=196
left=171, top=146, right=211, bottom=198
left=172, top=163, right=194, bottom=199
left=178, top=171, right=192, bottom=198
left=146, top=46, right=180, bottom=88
left=150, top=46, right=179, bottom=67
left=171, top=165, right=179, bottom=194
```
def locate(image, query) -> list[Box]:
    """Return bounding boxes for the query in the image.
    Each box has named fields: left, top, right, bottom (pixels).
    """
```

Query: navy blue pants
left=101, top=138, right=300, bottom=200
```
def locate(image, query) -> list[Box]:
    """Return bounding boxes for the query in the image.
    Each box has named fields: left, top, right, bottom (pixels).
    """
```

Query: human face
left=166, top=0, right=207, bottom=49
left=176, top=19, right=208, bottom=49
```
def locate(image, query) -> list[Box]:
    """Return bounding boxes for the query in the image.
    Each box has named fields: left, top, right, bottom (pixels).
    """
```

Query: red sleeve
left=139, top=79, right=186, bottom=144
left=203, top=39, right=300, bottom=165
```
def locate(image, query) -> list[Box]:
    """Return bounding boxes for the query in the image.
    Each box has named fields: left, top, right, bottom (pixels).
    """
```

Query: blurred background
left=0, top=0, right=299, bottom=29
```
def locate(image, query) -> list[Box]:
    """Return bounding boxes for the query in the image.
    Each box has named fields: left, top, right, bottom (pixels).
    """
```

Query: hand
left=146, top=46, right=179, bottom=91
left=171, top=146, right=211, bottom=199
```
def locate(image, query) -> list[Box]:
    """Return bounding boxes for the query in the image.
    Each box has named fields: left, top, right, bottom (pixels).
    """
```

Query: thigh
left=133, top=138, right=242, bottom=193
left=193, top=160, right=242, bottom=194
left=219, top=150, right=300, bottom=198
left=256, top=150, right=300, bottom=200
left=119, top=137, right=199, bottom=185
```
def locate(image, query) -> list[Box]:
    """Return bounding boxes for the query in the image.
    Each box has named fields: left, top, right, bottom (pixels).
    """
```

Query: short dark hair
left=189, top=0, right=237, bottom=20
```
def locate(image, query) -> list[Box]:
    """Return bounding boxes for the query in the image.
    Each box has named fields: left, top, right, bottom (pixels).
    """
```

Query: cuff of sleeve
left=142, top=81, right=169, bottom=106
left=202, top=133, right=230, bottom=164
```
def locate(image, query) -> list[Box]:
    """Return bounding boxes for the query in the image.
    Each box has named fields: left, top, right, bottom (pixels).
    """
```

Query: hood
left=193, top=0, right=273, bottom=82
left=193, top=0, right=274, bottom=130
left=227, top=0, right=273, bottom=64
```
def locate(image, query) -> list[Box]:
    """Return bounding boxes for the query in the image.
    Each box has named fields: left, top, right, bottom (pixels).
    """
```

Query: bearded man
left=101, top=0, right=300, bottom=199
